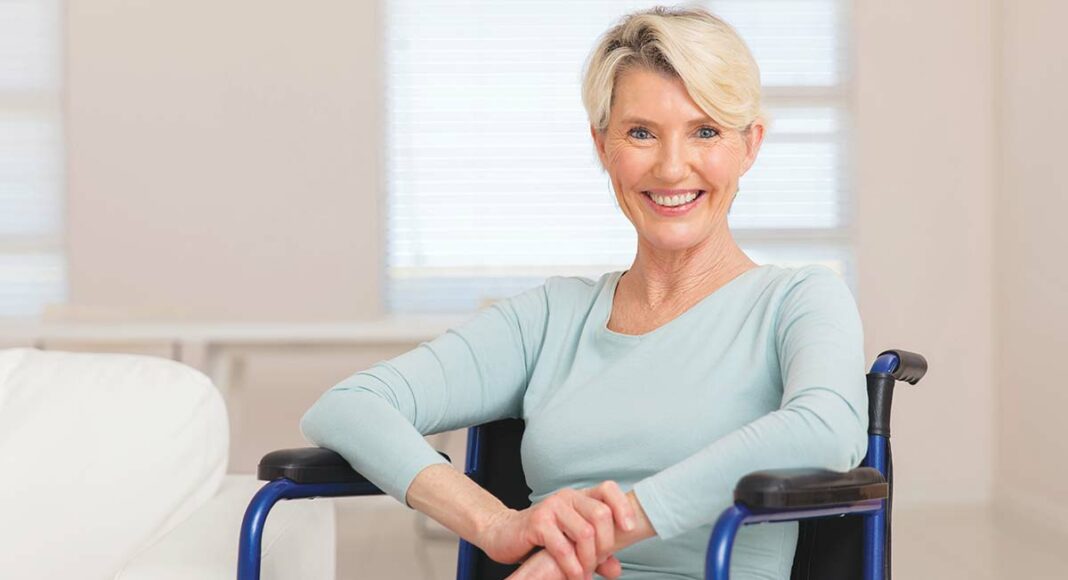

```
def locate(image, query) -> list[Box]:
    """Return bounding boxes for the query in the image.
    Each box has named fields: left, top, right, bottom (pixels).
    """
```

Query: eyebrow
left=619, top=115, right=717, bottom=127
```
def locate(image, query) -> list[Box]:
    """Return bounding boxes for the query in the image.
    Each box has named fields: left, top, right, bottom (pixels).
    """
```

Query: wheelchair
left=238, top=349, right=927, bottom=580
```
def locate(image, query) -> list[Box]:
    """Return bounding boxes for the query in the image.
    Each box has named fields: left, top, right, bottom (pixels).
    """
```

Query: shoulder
left=542, top=271, right=613, bottom=307
left=493, top=271, right=611, bottom=320
left=755, top=263, right=853, bottom=300
left=763, top=264, right=862, bottom=336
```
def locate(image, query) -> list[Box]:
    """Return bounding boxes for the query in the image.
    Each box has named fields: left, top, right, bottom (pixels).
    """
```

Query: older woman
left=301, top=6, right=867, bottom=580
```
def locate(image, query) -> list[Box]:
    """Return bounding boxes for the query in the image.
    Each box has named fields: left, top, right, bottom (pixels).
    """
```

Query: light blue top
left=300, top=264, right=869, bottom=579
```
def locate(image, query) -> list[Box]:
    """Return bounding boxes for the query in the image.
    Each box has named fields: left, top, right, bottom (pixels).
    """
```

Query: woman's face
left=591, top=67, right=764, bottom=253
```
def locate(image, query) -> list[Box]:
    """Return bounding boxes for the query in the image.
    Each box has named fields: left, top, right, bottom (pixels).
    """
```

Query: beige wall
left=854, top=1, right=996, bottom=505
left=65, top=0, right=1063, bottom=513
left=65, top=0, right=384, bottom=322
left=994, top=0, right=1068, bottom=536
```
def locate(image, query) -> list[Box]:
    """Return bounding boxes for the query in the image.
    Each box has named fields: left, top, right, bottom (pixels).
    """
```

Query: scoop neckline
left=600, top=264, right=771, bottom=340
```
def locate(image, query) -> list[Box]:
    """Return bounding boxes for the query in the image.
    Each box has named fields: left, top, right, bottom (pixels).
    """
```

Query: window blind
left=385, top=0, right=851, bottom=312
left=0, top=0, right=65, bottom=318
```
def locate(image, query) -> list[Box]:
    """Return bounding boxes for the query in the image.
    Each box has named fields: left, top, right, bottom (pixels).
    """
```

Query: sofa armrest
left=258, top=447, right=451, bottom=484
left=733, top=467, right=887, bottom=511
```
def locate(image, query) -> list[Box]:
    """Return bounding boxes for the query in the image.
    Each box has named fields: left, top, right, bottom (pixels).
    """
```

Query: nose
left=652, top=136, right=691, bottom=183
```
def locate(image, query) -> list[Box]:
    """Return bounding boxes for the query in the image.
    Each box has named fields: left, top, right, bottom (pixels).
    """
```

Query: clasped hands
left=475, top=481, right=638, bottom=580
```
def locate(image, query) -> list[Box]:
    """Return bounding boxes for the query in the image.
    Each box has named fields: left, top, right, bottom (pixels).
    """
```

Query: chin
left=641, top=230, right=708, bottom=252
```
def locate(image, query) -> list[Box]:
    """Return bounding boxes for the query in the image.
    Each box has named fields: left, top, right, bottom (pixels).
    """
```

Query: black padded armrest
left=734, top=467, right=887, bottom=511
left=258, top=447, right=451, bottom=484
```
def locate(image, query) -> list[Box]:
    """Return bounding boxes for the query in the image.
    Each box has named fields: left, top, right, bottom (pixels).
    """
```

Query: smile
left=641, top=190, right=706, bottom=215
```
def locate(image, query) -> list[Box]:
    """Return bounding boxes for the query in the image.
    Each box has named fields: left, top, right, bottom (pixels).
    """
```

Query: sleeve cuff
left=631, top=478, right=685, bottom=540
left=393, top=451, right=451, bottom=508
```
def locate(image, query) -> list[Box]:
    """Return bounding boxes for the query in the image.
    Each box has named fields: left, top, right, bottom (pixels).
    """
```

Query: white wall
left=62, top=0, right=1023, bottom=509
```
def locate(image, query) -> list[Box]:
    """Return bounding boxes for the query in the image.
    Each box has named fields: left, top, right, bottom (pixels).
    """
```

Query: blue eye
left=628, top=127, right=652, bottom=140
left=697, top=126, right=718, bottom=139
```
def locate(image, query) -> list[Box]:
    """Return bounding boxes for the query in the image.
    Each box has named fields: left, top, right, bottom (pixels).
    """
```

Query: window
left=0, top=0, right=65, bottom=318
left=385, top=0, right=851, bottom=312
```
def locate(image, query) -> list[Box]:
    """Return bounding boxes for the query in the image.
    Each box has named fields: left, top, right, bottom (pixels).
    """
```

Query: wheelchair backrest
left=462, top=418, right=531, bottom=580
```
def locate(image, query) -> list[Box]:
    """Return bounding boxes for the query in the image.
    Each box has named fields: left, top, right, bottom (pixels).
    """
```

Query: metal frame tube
left=705, top=501, right=884, bottom=580
left=237, top=479, right=382, bottom=580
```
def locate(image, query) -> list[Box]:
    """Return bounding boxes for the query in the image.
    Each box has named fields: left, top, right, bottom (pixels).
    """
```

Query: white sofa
left=0, top=348, right=335, bottom=580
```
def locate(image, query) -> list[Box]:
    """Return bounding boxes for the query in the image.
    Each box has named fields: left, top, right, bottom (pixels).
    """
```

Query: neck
left=622, top=226, right=756, bottom=310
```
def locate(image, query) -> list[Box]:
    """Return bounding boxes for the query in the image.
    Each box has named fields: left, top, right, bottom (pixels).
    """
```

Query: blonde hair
left=581, top=5, right=763, bottom=133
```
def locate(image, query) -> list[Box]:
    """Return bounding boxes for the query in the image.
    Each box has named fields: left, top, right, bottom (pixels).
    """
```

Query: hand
left=507, top=548, right=623, bottom=580
left=477, top=482, right=634, bottom=580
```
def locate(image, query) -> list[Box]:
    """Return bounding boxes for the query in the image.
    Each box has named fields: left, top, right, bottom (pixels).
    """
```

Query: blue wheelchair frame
left=238, top=351, right=917, bottom=580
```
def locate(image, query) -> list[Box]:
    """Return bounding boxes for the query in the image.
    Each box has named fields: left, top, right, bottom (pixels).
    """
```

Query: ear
left=590, top=124, right=608, bottom=171
left=740, top=119, right=766, bottom=176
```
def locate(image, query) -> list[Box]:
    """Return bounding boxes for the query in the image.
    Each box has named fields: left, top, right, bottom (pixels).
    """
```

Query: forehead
left=610, top=67, right=711, bottom=126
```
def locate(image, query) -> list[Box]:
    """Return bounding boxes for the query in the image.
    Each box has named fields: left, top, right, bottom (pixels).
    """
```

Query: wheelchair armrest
left=733, top=467, right=887, bottom=511
left=258, top=447, right=451, bottom=484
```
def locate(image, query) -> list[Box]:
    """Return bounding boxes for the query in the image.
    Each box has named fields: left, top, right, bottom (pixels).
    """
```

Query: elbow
left=299, top=391, right=336, bottom=446
left=826, top=411, right=868, bottom=471
left=795, top=403, right=867, bottom=472
left=843, top=420, right=868, bottom=470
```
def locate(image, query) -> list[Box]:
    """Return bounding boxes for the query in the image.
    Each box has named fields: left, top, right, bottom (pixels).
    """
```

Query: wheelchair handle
left=872, top=349, right=928, bottom=385
left=867, top=349, right=927, bottom=438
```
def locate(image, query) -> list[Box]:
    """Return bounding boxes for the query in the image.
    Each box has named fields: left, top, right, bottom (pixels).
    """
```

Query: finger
left=553, top=505, right=597, bottom=577
left=573, top=495, right=615, bottom=559
left=595, top=555, right=623, bottom=579
left=538, top=523, right=585, bottom=580
left=509, top=550, right=569, bottom=580
left=591, top=481, right=634, bottom=532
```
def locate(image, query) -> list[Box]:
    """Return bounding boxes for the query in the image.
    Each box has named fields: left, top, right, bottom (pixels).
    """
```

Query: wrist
left=614, top=491, right=656, bottom=550
left=473, top=505, right=515, bottom=550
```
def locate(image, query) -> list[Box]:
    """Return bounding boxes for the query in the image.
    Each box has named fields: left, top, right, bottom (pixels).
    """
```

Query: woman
left=301, top=6, right=867, bottom=580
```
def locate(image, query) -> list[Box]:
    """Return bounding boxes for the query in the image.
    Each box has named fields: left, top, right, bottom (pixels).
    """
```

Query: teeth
left=649, top=191, right=699, bottom=207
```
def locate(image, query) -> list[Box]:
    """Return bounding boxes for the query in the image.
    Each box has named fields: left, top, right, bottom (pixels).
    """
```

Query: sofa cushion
left=0, top=348, right=228, bottom=580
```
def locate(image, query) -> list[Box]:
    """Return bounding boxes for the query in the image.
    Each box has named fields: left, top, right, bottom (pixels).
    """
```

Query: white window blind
left=385, top=0, right=851, bottom=312
left=0, top=0, right=65, bottom=318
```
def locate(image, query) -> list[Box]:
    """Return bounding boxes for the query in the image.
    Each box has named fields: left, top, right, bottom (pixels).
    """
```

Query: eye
left=696, top=126, right=719, bottom=139
left=627, top=127, right=652, bottom=140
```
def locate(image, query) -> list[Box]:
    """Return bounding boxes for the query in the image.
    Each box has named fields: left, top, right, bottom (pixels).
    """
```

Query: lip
left=641, top=190, right=706, bottom=216
left=646, top=188, right=703, bottom=196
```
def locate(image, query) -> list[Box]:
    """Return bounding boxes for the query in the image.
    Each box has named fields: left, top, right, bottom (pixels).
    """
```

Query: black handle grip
left=878, top=349, right=928, bottom=385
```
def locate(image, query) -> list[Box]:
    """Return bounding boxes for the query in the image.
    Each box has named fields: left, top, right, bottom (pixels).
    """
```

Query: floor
left=332, top=499, right=1068, bottom=579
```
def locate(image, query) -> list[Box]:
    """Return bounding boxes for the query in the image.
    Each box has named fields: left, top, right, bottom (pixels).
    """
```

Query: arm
left=629, top=266, right=869, bottom=540
left=299, top=284, right=548, bottom=504
left=300, top=283, right=633, bottom=578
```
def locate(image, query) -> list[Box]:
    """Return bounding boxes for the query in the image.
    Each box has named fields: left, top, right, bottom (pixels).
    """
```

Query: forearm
left=300, top=387, right=452, bottom=502
left=405, top=463, right=510, bottom=548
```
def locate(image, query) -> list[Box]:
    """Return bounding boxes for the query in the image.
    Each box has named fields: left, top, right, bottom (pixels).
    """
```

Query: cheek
left=608, top=148, right=654, bottom=189
left=698, top=147, right=745, bottom=185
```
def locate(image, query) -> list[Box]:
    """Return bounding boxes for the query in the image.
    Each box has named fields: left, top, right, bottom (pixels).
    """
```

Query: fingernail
left=624, top=517, right=635, bottom=531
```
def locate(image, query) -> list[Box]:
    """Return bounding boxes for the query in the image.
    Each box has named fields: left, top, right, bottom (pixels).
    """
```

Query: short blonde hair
left=581, top=6, right=763, bottom=132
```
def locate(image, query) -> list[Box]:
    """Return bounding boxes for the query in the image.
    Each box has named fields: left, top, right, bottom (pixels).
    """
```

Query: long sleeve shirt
left=300, top=264, right=869, bottom=579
